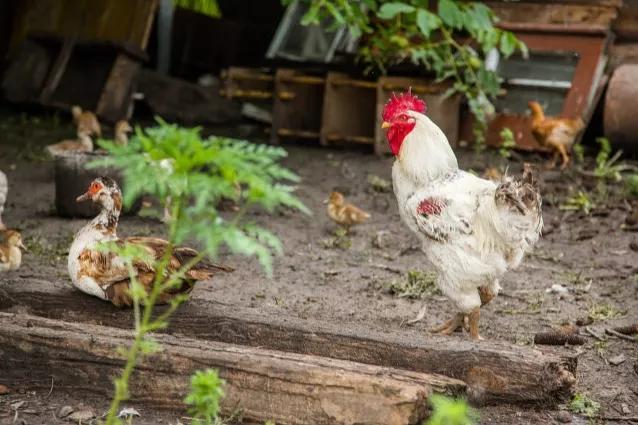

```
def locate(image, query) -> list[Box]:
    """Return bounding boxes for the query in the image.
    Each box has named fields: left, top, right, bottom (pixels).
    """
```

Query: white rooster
left=381, top=91, right=542, bottom=341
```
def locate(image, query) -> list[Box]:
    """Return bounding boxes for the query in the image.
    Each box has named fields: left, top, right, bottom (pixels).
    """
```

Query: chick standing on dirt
left=0, top=229, right=26, bottom=272
left=325, top=191, right=370, bottom=233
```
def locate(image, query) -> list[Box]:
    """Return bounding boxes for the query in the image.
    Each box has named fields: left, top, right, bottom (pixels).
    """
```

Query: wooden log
left=0, top=313, right=466, bottom=425
left=0, top=282, right=577, bottom=405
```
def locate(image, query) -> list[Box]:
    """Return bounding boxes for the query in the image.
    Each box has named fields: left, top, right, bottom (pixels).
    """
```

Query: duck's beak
left=381, top=121, right=391, bottom=129
left=76, top=192, right=90, bottom=202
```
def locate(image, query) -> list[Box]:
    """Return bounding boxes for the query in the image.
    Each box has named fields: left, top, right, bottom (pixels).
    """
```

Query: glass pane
left=495, top=86, right=567, bottom=116
left=498, top=51, right=579, bottom=82
left=495, top=50, right=580, bottom=115
left=269, top=3, right=342, bottom=62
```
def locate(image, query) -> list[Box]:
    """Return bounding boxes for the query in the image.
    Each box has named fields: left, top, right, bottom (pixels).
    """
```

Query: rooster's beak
left=76, top=192, right=90, bottom=202
left=381, top=121, right=391, bottom=129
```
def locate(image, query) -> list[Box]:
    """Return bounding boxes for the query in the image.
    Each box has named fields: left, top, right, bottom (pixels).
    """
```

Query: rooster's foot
left=431, top=313, right=465, bottom=335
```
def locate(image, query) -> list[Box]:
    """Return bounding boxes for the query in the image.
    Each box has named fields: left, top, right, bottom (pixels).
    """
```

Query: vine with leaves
left=286, top=0, right=527, bottom=148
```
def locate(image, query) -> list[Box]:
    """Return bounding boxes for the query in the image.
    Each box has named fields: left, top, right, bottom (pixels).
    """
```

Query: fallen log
left=0, top=282, right=577, bottom=404
left=0, top=313, right=465, bottom=425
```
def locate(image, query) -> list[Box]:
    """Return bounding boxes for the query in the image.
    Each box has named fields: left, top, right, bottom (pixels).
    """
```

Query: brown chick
left=0, top=229, right=26, bottom=272
left=326, top=191, right=370, bottom=232
left=72, top=105, right=101, bottom=138
left=528, top=101, right=585, bottom=170
left=114, top=120, right=133, bottom=146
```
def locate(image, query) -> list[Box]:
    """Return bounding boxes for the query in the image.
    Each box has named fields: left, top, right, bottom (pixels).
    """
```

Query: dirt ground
left=0, top=108, right=637, bottom=425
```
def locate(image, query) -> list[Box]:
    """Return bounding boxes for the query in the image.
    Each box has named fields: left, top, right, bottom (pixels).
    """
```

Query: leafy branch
left=288, top=0, right=527, bottom=148
left=89, top=119, right=308, bottom=424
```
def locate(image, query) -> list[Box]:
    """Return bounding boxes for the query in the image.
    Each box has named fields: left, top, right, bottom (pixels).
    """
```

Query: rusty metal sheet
left=483, top=32, right=609, bottom=150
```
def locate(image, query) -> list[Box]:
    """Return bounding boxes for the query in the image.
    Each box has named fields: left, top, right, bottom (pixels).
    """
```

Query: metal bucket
left=54, top=151, right=141, bottom=217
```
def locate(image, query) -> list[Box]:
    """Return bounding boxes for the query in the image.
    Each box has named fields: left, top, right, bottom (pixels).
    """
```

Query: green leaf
left=438, top=0, right=463, bottom=29
left=139, top=337, right=161, bottom=355
left=377, top=2, right=415, bottom=19
left=499, top=31, right=518, bottom=58
left=416, top=9, right=441, bottom=38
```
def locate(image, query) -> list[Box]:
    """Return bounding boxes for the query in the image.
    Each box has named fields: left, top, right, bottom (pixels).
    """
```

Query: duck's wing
left=124, top=236, right=234, bottom=280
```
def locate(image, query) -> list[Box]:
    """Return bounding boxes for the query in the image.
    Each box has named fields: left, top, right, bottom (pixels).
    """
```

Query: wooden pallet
left=320, top=72, right=377, bottom=147
left=271, top=69, right=325, bottom=144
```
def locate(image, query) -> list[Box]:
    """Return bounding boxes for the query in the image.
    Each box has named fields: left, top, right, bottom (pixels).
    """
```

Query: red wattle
left=387, top=121, right=416, bottom=156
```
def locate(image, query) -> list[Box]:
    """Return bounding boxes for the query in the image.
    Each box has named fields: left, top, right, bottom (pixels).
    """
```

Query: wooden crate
left=320, top=72, right=377, bottom=147
left=271, top=68, right=325, bottom=144
left=375, top=76, right=460, bottom=155
left=220, top=66, right=274, bottom=100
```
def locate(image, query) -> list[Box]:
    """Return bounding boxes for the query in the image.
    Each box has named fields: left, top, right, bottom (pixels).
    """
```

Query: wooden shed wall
left=9, top=0, right=157, bottom=54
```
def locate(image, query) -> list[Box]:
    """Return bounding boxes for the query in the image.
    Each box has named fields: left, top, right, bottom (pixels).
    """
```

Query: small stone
left=609, top=354, right=627, bottom=366
left=57, top=405, right=74, bottom=418
left=556, top=410, right=572, bottom=423
left=546, top=284, right=568, bottom=295
left=630, top=240, right=638, bottom=252
left=118, top=407, right=141, bottom=418
left=0, top=384, right=10, bottom=395
left=67, top=408, right=95, bottom=422
left=621, top=403, right=631, bottom=414
left=10, top=401, right=26, bottom=410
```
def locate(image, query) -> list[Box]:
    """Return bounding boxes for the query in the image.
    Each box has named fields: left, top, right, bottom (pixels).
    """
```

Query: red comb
left=382, top=89, right=426, bottom=122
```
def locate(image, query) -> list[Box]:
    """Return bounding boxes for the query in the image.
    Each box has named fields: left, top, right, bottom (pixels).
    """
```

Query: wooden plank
left=38, top=37, right=74, bottom=104
left=96, top=53, right=140, bottom=122
left=0, top=282, right=577, bottom=405
left=486, top=2, right=618, bottom=31
left=0, top=313, right=466, bottom=425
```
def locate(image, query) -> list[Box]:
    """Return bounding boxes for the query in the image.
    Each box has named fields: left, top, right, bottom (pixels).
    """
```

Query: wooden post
left=0, top=313, right=466, bottom=425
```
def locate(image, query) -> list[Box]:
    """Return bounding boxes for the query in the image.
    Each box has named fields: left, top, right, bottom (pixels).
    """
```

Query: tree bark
left=0, top=312, right=466, bottom=425
left=0, top=283, right=577, bottom=404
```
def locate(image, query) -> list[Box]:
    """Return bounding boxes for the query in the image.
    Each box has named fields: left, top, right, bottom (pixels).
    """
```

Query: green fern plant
left=424, top=394, right=478, bottom=425
left=185, top=369, right=225, bottom=425
left=90, top=119, right=308, bottom=425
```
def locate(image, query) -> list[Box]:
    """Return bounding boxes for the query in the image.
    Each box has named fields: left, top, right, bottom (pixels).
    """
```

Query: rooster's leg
left=468, top=307, right=483, bottom=341
left=431, top=313, right=465, bottom=335
left=558, top=144, right=570, bottom=170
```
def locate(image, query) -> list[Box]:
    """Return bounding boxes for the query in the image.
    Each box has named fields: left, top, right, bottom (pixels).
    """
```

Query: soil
left=0, top=109, right=637, bottom=425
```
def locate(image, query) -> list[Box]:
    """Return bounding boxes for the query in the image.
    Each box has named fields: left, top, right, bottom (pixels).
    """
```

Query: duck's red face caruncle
left=76, top=180, right=104, bottom=203
left=381, top=91, right=426, bottom=156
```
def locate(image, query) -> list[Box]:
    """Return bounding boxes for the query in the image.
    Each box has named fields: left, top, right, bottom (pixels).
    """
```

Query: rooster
left=528, top=101, right=584, bottom=169
left=382, top=91, right=542, bottom=340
